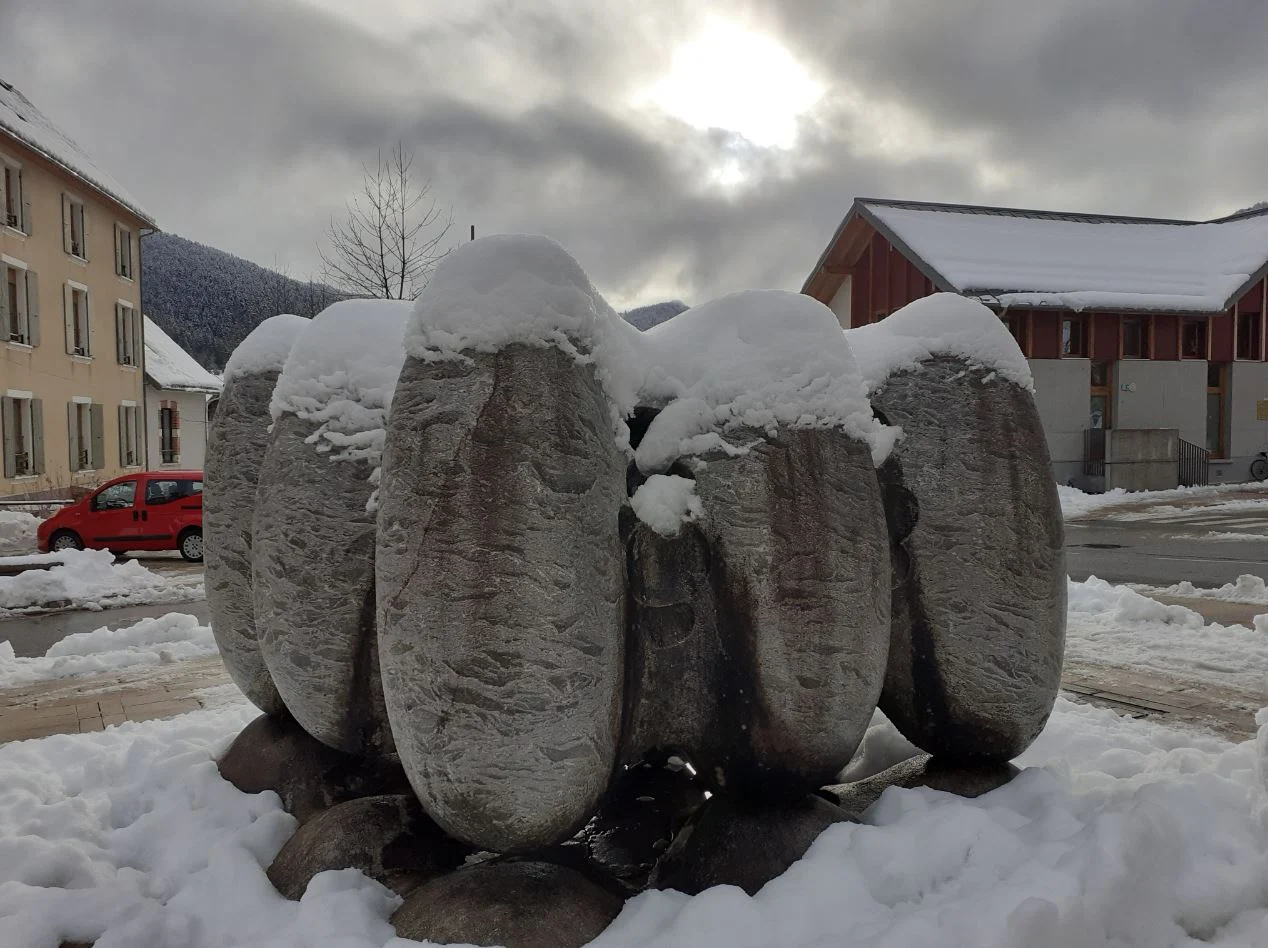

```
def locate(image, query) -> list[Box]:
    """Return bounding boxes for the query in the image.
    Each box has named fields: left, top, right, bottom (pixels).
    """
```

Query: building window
left=1, top=159, right=27, bottom=233
left=115, top=224, right=134, bottom=279
left=115, top=302, right=141, bottom=366
left=68, top=400, right=103, bottom=471
left=1089, top=361, right=1112, bottom=429
left=1235, top=311, right=1262, bottom=360
left=1062, top=315, right=1088, bottom=357
left=1004, top=312, right=1030, bottom=355
left=3, top=264, right=39, bottom=346
left=159, top=402, right=181, bottom=464
left=63, top=283, right=91, bottom=356
left=1, top=395, right=44, bottom=477
left=62, top=194, right=87, bottom=259
left=1181, top=319, right=1207, bottom=359
left=118, top=404, right=142, bottom=467
left=1121, top=317, right=1150, bottom=359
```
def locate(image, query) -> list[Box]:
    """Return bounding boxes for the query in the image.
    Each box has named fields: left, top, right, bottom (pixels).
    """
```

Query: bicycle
left=1252, top=451, right=1268, bottom=482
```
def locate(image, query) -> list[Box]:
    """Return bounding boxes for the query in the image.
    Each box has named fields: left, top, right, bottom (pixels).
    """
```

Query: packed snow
left=630, top=474, right=704, bottom=536
left=0, top=509, right=38, bottom=554
left=269, top=299, right=413, bottom=469
left=1066, top=576, right=1268, bottom=694
left=865, top=200, right=1268, bottom=313
left=1145, top=574, right=1268, bottom=606
left=1058, top=482, right=1268, bottom=520
left=846, top=292, right=1034, bottom=393
left=0, top=613, right=216, bottom=689
left=0, top=692, right=1263, bottom=948
left=223, top=313, right=310, bottom=382
left=144, top=315, right=223, bottom=393
left=0, top=549, right=203, bottom=617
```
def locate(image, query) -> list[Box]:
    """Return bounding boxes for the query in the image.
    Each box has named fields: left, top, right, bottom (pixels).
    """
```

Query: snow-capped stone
left=630, top=474, right=702, bottom=536
left=222, top=312, right=310, bottom=382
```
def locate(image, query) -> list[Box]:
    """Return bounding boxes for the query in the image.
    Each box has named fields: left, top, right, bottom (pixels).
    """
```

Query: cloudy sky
left=4, top=0, right=1266, bottom=308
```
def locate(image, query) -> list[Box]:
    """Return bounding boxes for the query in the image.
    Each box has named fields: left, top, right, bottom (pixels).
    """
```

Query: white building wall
left=1112, top=360, right=1206, bottom=446
left=1028, top=358, right=1089, bottom=483
left=827, top=275, right=852, bottom=329
left=146, top=384, right=211, bottom=471
left=1227, top=362, right=1268, bottom=474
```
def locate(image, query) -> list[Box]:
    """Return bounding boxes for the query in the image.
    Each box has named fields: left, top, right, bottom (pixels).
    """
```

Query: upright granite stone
left=253, top=300, right=411, bottom=758
left=204, top=314, right=308, bottom=715
left=873, top=358, right=1066, bottom=761
left=377, top=343, right=628, bottom=853
left=623, top=426, right=891, bottom=798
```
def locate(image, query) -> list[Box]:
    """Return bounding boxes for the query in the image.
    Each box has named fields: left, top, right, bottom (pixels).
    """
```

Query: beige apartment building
left=0, top=79, right=155, bottom=499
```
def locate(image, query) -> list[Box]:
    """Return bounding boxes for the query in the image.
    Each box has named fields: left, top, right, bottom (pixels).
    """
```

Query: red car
left=37, top=470, right=205, bottom=562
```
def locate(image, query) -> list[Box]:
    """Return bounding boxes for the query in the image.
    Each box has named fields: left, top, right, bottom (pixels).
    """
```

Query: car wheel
left=49, top=530, right=84, bottom=552
left=178, top=528, right=204, bottom=563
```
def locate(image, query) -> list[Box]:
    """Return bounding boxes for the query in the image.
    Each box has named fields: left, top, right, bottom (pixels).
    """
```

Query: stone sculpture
left=207, top=237, right=1066, bottom=948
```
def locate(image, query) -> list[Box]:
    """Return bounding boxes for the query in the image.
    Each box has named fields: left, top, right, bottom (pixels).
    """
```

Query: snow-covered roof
left=810, top=198, right=1268, bottom=314
left=0, top=79, right=153, bottom=226
left=144, top=316, right=222, bottom=394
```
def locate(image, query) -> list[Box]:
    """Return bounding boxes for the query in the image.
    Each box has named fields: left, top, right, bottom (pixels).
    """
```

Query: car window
left=92, top=480, right=137, bottom=511
left=145, top=479, right=181, bottom=505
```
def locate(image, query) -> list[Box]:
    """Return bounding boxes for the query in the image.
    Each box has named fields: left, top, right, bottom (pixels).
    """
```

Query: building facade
left=803, top=198, right=1268, bottom=487
left=0, top=80, right=155, bottom=499
left=143, top=315, right=221, bottom=472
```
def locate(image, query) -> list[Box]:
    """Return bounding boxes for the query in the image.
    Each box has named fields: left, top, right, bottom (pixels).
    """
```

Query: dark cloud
left=3, top=0, right=1265, bottom=308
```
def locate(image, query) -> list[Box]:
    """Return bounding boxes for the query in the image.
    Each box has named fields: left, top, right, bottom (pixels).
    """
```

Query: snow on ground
left=1144, top=574, right=1268, bottom=606
left=0, top=510, right=39, bottom=555
left=0, top=549, right=204, bottom=617
left=0, top=612, right=216, bottom=689
left=1201, top=531, right=1268, bottom=542
left=1066, top=576, right=1268, bottom=694
left=0, top=694, right=1263, bottom=948
left=1057, top=481, right=1268, bottom=520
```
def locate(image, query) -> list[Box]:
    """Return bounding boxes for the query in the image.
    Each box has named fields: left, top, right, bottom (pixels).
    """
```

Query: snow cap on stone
left=635, top=290, right=893, bottom=471
left=846, top=293, right=1033, bottom=393
left=269, top=299, right=413, bottom=466
left=223, top=313, right=310, bottom=382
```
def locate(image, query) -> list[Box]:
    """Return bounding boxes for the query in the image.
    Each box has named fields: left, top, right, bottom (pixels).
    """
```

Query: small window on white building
left=3, top=264, right=40, bottom=346
left=64, top=283, right=91, bottom=356
left=68, top=400, right=103, bottom=472
left=1, top=395, right=44, bottom=477
left=115, top=302, right=140, bottom=366
left=118, top=403, right=142, bottom=467
left=1, top=159, right=28, bottom=233
left=115, top=224, right=134, bottom=279
left=62, top=194, right=87, bottom=259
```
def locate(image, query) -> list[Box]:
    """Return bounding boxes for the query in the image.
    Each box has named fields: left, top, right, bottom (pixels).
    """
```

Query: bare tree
left=320, top=143, right=452, bottom=300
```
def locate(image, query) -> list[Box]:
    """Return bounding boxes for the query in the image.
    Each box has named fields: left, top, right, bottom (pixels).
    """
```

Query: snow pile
left=0, top=549, right=203, bottom=617
left=1066, top=576, right=1268, bottom=693
left=270, top=300, right=413, bottom=469
left=630, top=474, right=704, bottom=536
left=1, top=694, right=1265, bottom=947
left=143, top=316, right=222, bottom=393
left=223, top=313, right=310, bottom=382
left=0, top=613, right=216, bottom=689
left=846, top=293, right=1034, bottom=393
left=636, top=291, right=893, bottom=471
left=0, top=510, right=39, bottom=554
left=1152, top=574, right=1268, bottom=605
left=1058, top=481, right=1268, bottom=520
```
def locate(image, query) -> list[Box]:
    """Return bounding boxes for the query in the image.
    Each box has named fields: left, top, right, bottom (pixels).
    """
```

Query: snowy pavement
left=0, top=548, right=204, bottom=619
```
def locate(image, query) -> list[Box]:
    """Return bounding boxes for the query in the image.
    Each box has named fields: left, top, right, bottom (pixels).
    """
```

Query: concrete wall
left=146, top=386, right=210, bottom=472
left=1105, top=428, right=1179, bottom=491
left=828, top=274, right=851, bottom=329
left=0, top=134, right=148, bottom=498
left=1224, top=361, right=1268, bottom=480
left=1028, top=358, right=1089, bottom=483
left=1112, top=360, right=1207, bottom=446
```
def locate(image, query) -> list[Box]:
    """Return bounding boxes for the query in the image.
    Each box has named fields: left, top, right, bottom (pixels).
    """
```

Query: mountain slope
left=141, top=233, right=340, bottom=370
left=623, top=299, right=689, bottom=330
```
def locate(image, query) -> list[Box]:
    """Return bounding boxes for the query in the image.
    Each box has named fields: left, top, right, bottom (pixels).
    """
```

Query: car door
left=85, top=478, right=142, bottom=549
left=140, top=476, right=187, bottom=549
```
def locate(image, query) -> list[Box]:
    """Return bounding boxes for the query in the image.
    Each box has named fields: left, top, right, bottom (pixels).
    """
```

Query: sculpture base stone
left=217, top=713, right=408, bottom=825
left=824, top=754, right=1022, bottom=816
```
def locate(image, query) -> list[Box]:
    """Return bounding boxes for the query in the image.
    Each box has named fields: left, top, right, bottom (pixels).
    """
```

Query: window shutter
left=90, top=403, right=104, bottom=470
left=62, top=194, right=71, bottom=253
left=30, top=399, right=43, bottom=474
left=25, top=270, right=38, bottom=347
left=63, top=284, right=74, bottom=354
left=115, top=304, right=125, bottom=363
left=67, top=402, right=79, bottom=470
left=0, top=172, right=6, bottom=227
left=84, top=292, right=92, bottom=356
left=0, top=268, right=9, bottom=331
left=114, top=225, right=122, bottom=276
left=20, top=175, right=30, bottom=235
left=118, top=404, right=127, bottom=465
left=133, top=311, right=142, bottom=367
left=1, top=397, right=14, bottom=478
left=80, top=206, right=89, bottom=261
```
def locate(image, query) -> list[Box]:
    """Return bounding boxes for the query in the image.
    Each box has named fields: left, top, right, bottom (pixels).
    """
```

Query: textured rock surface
left=653, top=793, right=851, bottom=896
left=217, top=713, right=407, bottom=825
left=267, top=794, right=467, bottom=899
left=824, top=754, right=1021, bottom=815
left=204, top=370, right=286, bottom=715
left=874, top=359, right=1066, bottom=762
left=624, top=427, right=890, bottom=798
left=377, top=344, right=627, bottom=852
left=391, top=860, right=625, bottom=948
left=253, top=412, right=393, bottom=757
